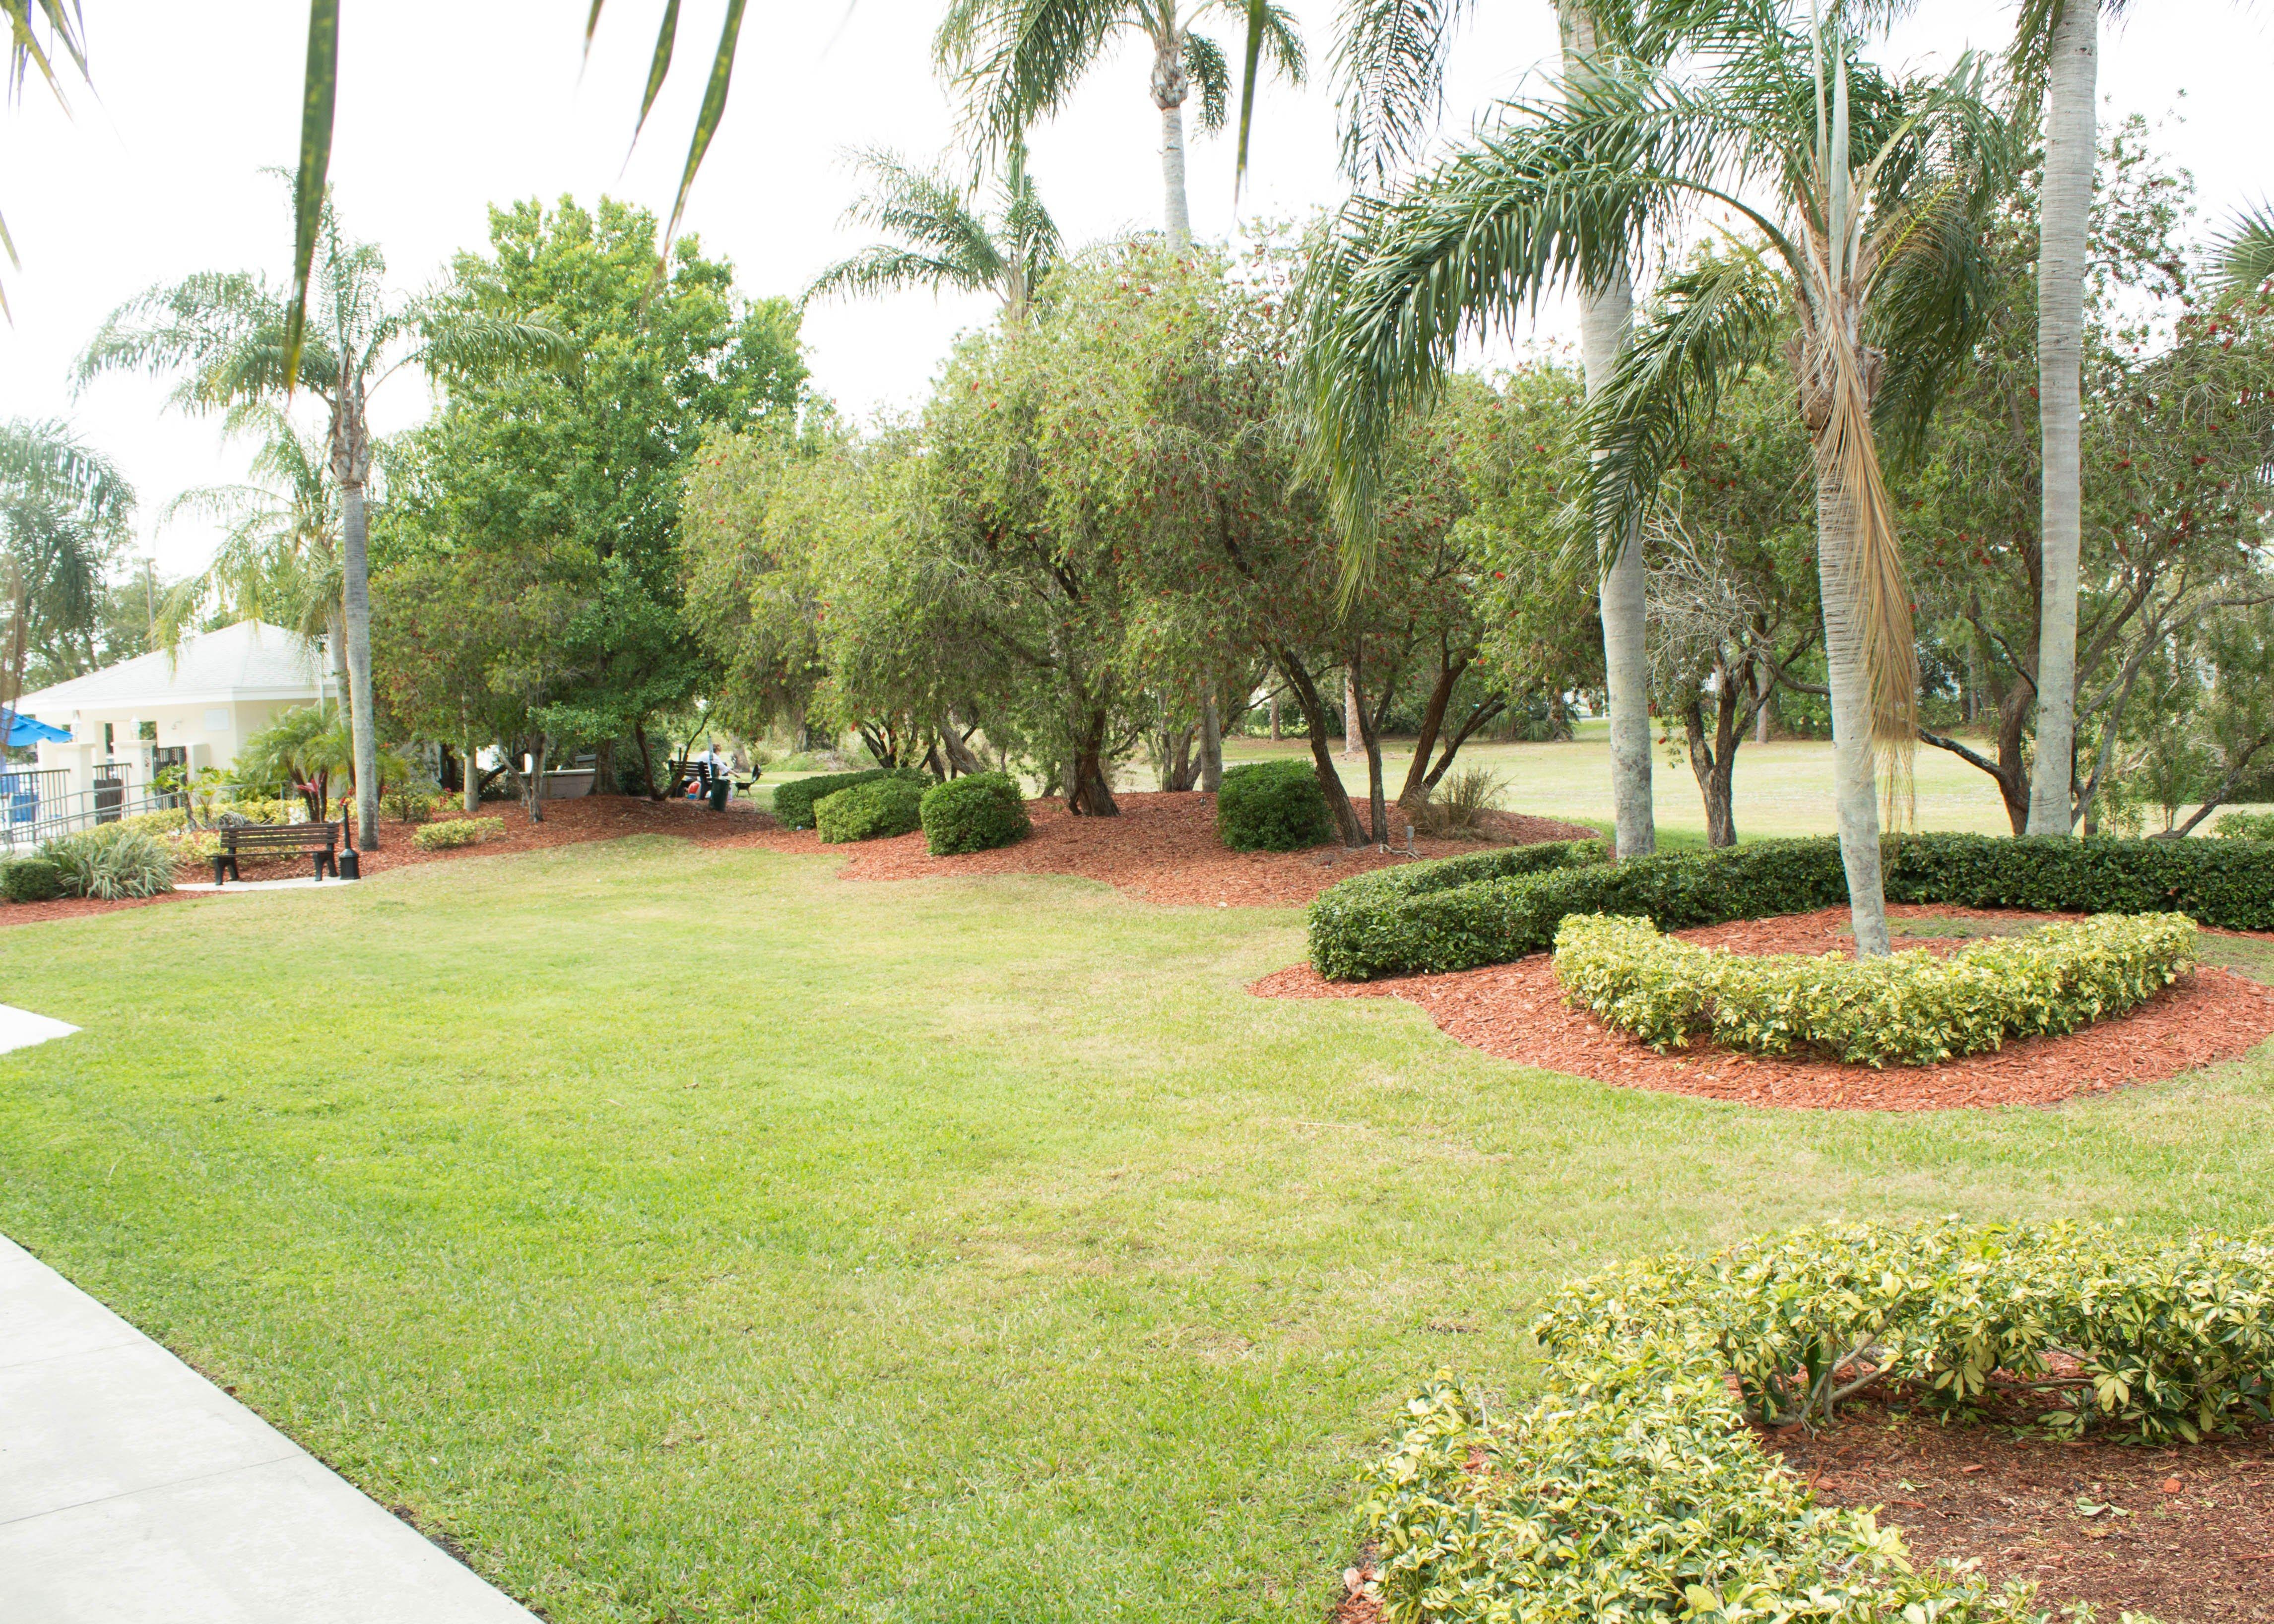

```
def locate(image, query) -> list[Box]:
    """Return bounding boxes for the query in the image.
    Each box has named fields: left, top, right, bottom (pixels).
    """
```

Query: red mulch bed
left=745, top=790, right=1599, bottom=908
left=1253, top=904, right=2274, bottom=1110
left=1330, top=1410, right=2274, bottom=1624
left=1779, top=1404, right=2274, bottom=1622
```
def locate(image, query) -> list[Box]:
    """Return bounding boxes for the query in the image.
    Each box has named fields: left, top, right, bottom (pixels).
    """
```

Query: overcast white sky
left=1, top=0, right=2266, bottom=578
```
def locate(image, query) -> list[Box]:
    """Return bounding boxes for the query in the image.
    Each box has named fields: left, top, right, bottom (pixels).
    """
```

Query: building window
left=103, top=722, right=114, bottom=755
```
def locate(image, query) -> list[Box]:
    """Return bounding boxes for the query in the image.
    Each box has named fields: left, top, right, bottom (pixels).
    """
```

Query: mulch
left=1779, top=1403, right=2274, bottom=1622
left=1331, top=1409, right=2274, bottom=1624
left=741, top=790, right=1599, bottom=909
left=1251, top=904, right=2274, bottom=1110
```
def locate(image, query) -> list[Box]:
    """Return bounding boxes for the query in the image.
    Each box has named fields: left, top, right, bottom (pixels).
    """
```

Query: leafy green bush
left=1215, top=759, right=1334, bottom=851
left=815, top=778, right=925, bottom=844
left=381, top=780, right=445, bottom=824
left=412, top=816, right=506, bottom=852
left=40, top=825, right=177, bottom=900
left=771, top=767, right=932, bottom=831
left=1532, top=1219, right=2274, bottom=1441
left=1310, top=831, right=2274, bottom=980
left=0, top=856, right=62, bottom=903
left=1362, top=1218, right=2264, bottom=1622
left=1553, top=911, right=2197, bottom=1067
left=214, top=797, right=290, bottom=826
left=2216, top=810, right=2274, bottom=839
left=117, top=807, right=190, bottom=835
left=920, top=772, right=1030, bottom=855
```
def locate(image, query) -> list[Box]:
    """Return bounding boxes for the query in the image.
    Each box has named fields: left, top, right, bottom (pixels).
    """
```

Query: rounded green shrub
left=1216, top=759, right=1333, bottom=852
left=920, top=772, right=1031, bottom=855
left=412, top=816, right=506, bottom=852
left=40, top=825, right=176, bottom=900
left=772, top=767, right=932, bottom=831
left=1, top=856, right=62, bottom=903
left=815, top=778, right=925, bottom=844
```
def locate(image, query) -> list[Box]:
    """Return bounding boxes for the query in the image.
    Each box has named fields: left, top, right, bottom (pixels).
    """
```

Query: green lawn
left=4, top=839, right=2272, bottom=1621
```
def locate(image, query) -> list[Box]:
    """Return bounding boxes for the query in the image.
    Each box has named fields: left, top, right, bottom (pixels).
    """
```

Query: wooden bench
left=214, top=820, right=340, bottom=884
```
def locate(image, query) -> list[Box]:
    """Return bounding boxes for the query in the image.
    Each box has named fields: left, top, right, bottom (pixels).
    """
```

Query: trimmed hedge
left=771, top=767, right=932, bottom=831
left=1359, top=1219, right=2269, bottom=1622
left=815, top=778, right=925, bottom=844
left=1554, top=910, right=2197, bottom=1067
left=920, top=772, right=1030, bottom=855
left=2217, top=810, right=2274, bottom=839
left=1215, top=759, right=1335, bottom=851
left=412, top=815, right=506, bottom=851
left=1310, top=831, right=2274, bottom=980
left=0, top=856, right=61, bottom=903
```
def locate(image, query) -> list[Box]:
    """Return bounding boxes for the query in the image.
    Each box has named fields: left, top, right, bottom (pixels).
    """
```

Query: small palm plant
left=1305, top=4, right=2015, bottom=954
left=806, top=143, right=1063, bottom=322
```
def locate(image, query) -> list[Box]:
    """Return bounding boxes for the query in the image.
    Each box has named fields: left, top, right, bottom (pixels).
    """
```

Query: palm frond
left=0, top=417, right=132, bottom=522
left=283, top=0, right=338, bottom=390
left=806, top=246, right=998, bottom=306
left=1578, top=248, right=1787, bottom=565
left=935, top=0, right=1126, bottom=162
left=1184, top=30, right=1230, bottom=134
left=1330, top=0, right=1472, bottom=186
left=2212, top=203, right=2274, bottom=303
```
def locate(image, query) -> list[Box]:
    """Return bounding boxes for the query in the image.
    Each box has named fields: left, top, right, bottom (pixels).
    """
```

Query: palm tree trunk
left=1814, top=459, right=1892, bottom=957
left=1563, top=3, right=1653, bottom=864
left=341, top=480, right=381, bottom=850
left=2026, top=0, right=2096, bottom=836
left=463, top=728, right=481, bottom=814
left=1160, top=101, right=1192, bottom=252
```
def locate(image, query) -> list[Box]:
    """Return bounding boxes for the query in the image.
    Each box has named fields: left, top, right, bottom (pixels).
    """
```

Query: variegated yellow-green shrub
left=1360, top=1220, right=2263, bottom=1622
left=1552, top=911, right=2195, bottom=1067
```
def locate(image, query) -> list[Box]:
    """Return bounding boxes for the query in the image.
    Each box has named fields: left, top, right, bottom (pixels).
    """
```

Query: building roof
left=17, top=621, right=325, bottom=715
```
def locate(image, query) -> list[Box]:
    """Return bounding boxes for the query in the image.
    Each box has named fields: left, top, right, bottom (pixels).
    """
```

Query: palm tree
left=0, top=420, right=133, bottom=716
left=806, top=142, right=1062, bottom=322
left=0, top=2, right=91, bottom=320
left=75, top=195, right=570, bottom=850
left=934, top=0, right=1304, bottom=254
left=2213, top=202, right=2274, bottom=298
left=1305, top=6, right=2013, bottom=955
left=154, top=407, right=343, bottom=683
left=2014, top=0, right=2115, bottom=836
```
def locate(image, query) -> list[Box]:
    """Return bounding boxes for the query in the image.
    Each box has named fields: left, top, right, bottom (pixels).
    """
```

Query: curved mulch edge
left=1251, top=905, right=2274, bottom=1111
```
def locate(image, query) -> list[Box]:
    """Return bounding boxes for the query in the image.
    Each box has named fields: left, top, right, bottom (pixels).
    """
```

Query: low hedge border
left=0, top=856, right=61, bottom=903
left=1553, top=911, right=2197, bottom=1067
left=1360, top=1219, right=2267, bottom=1622
left=1309, top=832, right=2274, bottom=981
left=771, top=767, right=932, bottom=832
left=412, top=816, right=506, bottom=852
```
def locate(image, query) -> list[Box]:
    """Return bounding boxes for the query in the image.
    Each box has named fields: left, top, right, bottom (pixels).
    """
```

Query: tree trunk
left=2027, top=0, right=2096, bottom=836
left=1563, top=2, right=1654, bottom=865
left=1814, top=460, right=1892, bottom=956
left=1351, top=650, right=1391, bottom=845
left=1398, top=653, right=1465, bottom=807
left=1159, top=101, right=1192, bottom=251
left=1682, top=688, right=1740, bottom=849
left=1200, top=694, right=1222, bottom=791
left=1342, top=668, right=1359, bottom=758
left=1268, top=693, right=1281, bottom=742
left=940, top=713, right=985, bottom=777
left=524, top=733, right=548, bottom=824
left=340, top=481, right=381, bottom=850
left=1274, top=646, right=1366, bottom=846
left=1068, top=707, right=1119, bottom=816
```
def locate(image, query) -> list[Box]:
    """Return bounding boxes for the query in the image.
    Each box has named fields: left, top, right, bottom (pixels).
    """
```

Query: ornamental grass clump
left=1552, top=911, right=2196, bottom=1067
left=919, top=772, right=1030, bottom=855
left=40, top=825, right=176, bottom=900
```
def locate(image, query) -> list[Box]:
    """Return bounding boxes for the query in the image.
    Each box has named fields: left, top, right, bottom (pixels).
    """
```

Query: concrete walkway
left=0, top=1235, right=538, bottom=1623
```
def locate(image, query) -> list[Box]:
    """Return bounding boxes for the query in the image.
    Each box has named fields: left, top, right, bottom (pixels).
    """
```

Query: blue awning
left=1, top=709, right=72, bottom=748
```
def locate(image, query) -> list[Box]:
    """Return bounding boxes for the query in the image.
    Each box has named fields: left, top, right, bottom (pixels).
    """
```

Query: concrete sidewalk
left=0, top=1235, right=538, bottom=1624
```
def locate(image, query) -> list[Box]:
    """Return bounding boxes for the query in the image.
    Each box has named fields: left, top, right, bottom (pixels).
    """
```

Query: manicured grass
left=3, top=839, right=2271, bottom=1621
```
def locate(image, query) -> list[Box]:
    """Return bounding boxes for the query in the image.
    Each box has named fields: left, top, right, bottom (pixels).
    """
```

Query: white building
left=15, top=621, right=328, bottom=801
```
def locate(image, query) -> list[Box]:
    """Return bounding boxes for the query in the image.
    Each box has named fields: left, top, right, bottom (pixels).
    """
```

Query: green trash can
left=707, top=774, right=731, bottom=812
